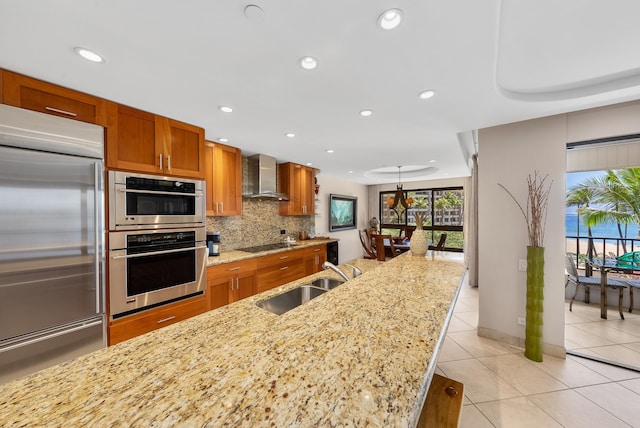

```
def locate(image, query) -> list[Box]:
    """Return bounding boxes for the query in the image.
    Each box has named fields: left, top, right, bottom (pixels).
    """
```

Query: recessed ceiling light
left=285, top=133, right=296, bottom=138
left=378, top=9, right=403, bottom=30
left=219, top=138, right=229, bottom=143
left=74, top=47, right=104, bottom=63
left=360, top=109, right=373, bottom=117
left=219, top=106, right=234, bottom=113
left=429, top=159, right=436, bottom=163
left=306, top=162, right=313, bottom=166
left=326, top=149, right=334, bottom=153
left=418, top=90, right=436, bottom=100
left=348, top=170, right=354, bottom=174
left=299, top=56, right=318, bottom=70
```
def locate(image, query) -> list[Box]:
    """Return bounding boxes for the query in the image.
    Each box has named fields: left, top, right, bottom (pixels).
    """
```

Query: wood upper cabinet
left=106, top=103, right=205, bottom=179
left=207, top=259, right=257, bottom=310
left=205, top=141, right=242, bottom=216
left=278, top=162, right=315, bottom=215
left=1, top=70, right=108, bottom=125
left=304, top=245, right=327, bottom=275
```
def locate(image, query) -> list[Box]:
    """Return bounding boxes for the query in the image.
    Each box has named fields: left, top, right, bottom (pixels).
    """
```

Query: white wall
left=478, top=99, right=640, bottom=357
left=314, top=174, right=369, bottom=263
left=478, top=115, right=567, bottom=354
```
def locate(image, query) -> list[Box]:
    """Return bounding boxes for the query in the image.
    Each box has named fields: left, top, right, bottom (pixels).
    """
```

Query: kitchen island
left=0, top=253, right=465, bottom=427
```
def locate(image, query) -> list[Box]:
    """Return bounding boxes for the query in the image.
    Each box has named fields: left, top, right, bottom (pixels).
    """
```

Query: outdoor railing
left=566, top=235, right=640, bottom=274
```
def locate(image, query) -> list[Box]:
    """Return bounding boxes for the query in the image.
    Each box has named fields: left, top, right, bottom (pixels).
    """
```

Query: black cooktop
left=237, top=243, right=295, bottom=253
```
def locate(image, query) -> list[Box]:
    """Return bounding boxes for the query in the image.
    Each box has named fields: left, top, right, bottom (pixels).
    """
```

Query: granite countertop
left=0, top=253, right=465, bottom=427
left=206, top=238, right=337, bottom=266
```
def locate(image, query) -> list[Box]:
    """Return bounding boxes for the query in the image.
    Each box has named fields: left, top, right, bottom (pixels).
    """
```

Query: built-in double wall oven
left=108, top=171, right=207, bottom=319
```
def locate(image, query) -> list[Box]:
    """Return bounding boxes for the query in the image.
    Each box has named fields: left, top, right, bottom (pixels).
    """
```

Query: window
left=378, top=186, right=464, bottom=251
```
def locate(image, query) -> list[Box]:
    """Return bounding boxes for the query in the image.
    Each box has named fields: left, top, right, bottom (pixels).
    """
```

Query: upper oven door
left=108, top=171, right=204, bottom=230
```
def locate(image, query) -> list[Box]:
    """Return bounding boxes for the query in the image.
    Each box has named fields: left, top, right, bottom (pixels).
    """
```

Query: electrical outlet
left=517, top=317, right=526, bottom=326
left=280, top=229, right=286, bottom=235
left=518, top=259, right=527, bottom=271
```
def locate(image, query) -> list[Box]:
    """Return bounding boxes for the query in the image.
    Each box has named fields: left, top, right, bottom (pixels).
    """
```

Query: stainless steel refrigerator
left=0, top=104, right=106, bottom=384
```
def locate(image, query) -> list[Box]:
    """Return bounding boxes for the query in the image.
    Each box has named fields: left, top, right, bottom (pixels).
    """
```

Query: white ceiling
left=1, top=1, right=640, bottom=184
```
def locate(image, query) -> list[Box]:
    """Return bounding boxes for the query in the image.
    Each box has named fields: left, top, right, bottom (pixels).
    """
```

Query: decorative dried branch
left=498, top=172, right=552, bottom=248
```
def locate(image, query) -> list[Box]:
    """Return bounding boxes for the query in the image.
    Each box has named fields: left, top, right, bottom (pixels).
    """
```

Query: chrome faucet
left=322, top=261, right=362, bottom=281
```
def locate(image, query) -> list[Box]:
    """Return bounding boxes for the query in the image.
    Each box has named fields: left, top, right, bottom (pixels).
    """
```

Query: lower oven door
left=109, top=228, right=207, bottom=318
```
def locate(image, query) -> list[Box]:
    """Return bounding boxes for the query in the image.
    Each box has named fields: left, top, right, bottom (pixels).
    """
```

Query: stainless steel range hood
left=243, top=154, right=289, bottom=200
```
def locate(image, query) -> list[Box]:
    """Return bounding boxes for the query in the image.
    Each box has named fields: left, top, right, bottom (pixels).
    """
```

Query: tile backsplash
left=206, top=199, right=315, bottom=250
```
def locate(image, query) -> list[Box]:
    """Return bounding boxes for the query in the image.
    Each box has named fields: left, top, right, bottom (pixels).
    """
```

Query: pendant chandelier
left=390, top=166, right=408, bottom=209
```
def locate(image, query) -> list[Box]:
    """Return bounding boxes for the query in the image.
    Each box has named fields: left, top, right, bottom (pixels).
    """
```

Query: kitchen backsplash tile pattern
left=206, top=200, right=315, bottom=250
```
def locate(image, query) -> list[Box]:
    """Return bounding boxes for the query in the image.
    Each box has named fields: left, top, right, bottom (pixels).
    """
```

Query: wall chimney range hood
left=243, top=154, right=289, bottom=200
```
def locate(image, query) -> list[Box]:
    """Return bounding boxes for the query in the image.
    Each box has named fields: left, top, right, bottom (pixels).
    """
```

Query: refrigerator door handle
left=0, top=320, right=103, bottom=354
left=94, top=161, right=102, bottom=315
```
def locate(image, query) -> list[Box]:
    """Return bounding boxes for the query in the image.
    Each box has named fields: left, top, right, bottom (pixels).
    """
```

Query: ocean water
left=566, top=213, right=640, bottom=239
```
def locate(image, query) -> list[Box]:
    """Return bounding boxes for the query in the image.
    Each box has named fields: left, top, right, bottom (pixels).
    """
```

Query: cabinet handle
left=220, top=202, right=224, bottom=214
left=167, top=155, right=171, bottom=170
left=159, top=153, right=163, bottom=170
left=280, top=266, right=289, bottom=271
left=279, top=255, right=289, bottom=260
left=45, top=106, right=77, bottom=117
left=229, top=267, right=240, bottom=271
left=157, top=315, right=176, bottom=324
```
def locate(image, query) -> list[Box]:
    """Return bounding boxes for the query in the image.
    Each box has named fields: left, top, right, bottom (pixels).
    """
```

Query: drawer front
left=256, top=249, right=304, bottom=269
left=109, top=296, right=207, bottom=345
left=208, top=258, right=257, bottom=278
left=256, top=258, right=305, bottom=293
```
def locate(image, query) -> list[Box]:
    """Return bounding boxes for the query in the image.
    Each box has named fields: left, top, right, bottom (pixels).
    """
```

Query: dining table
left=586, top=256, right=639, bottom=319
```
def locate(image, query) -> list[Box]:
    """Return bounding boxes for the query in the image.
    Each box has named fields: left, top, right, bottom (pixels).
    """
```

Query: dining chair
left=373, top=234, right=400, bottom=261
left=359, top=229, right=377, bottom=259
left=565, top=254, right=627, bottom=319
left=429, top=233, right=447, bottom=250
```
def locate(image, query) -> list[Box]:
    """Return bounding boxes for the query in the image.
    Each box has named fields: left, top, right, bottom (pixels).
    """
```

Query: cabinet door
left=1, top=70, right=107, bottom=125
left=204, top=142, right=216, bottom=214
left=279, top=163, right=302, bottom=215
left=230, top=272, right=256, bottom=303
left=106, top=103, right=161, bottom=174
left=301, top=166, right=315, bottom=215
left=207, top=274, right=231, bottom=311
left=304, top=245, right=327, bottom=275
left=206, top=142, right=242, bottom=216
left=162, top=118, right=205, bottom=179
left=214, top=143, right=242, bottom=216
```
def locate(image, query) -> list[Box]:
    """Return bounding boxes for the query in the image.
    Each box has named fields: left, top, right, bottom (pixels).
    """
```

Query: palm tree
left=566, top=181, right=598, bottom=265
left=581, top=168, right=640, bottom=253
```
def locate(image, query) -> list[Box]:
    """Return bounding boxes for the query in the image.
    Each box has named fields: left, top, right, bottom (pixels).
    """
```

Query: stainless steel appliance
left=109, top=228, right=207, bottom=318
left=108, top=170, right=205, bottom=230
left=0, top=104, right=106, bottom=384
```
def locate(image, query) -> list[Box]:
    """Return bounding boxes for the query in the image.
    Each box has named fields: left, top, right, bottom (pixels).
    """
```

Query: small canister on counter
left=207, top=232, right=220, bottom=256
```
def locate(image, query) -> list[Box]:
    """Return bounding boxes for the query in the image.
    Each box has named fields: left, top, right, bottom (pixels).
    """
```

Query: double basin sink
left=256, top=277, right=344, bottom=315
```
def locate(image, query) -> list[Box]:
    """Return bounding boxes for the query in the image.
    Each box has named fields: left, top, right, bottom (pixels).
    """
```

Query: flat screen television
left=329, top=194, right=357, bottom=231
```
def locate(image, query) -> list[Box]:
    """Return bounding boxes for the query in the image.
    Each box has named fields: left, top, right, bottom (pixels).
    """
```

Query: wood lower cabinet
left=256, top=248, right=306, bottom=293
left=1, top=70, right=108, bottom=125
left=106, top=103, right=205, bottom=179
left=205, top=141, right=242, bottom=216
left=207, top=259, right=257, bottom=310
left=278, top=162, right=316, bottom=215
left=304, top=245, right=327, bottom=275
left=108, top=294, right=208, bottom=345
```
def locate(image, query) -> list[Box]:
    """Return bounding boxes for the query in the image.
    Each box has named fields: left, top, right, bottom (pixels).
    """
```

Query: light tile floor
left=437, top=277, right=640, bottom=428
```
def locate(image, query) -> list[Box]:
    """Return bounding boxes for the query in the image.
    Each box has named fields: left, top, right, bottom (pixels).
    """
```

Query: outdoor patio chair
left=565, top=254, right=627, bottom=319
left=617, top=279, right=640, bottom=313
